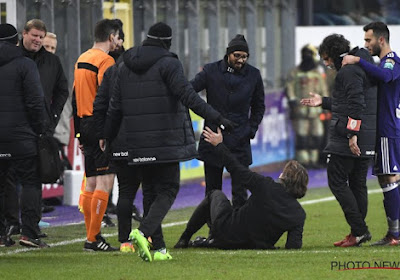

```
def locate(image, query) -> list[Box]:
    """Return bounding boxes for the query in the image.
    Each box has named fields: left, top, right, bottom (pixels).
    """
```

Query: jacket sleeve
left=285, top=223, right=304, bottom=249
left=104, top=70, right=123, bottom=141
left=93, top=66, right=115, bottom=139
left=359, top=57, right=400, bottom=83
left=22, top=59, right=45, bottom=135
left=342, top=66, right=366, bottom=135
left=190, top=66, right=208, bottom=92
left=215, top=143, right=270, bottom=194
left=249, top=72, right=265, bottom=138
left=161, top=58, right=221, bottom=122
left=50, top=56, right=69, bottom=127
left=321, top=97, right=332, bottom=110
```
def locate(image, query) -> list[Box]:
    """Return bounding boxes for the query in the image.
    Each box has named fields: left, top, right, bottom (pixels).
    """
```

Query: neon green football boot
left=153, top=249, right=173, bottom=261
left=129, top=229, right=152, bottom=262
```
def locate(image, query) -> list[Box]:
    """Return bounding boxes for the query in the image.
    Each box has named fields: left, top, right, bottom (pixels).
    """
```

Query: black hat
left=147, top=22, right=172, bottom=40
left=0, top=23, right=18, bottom=45
left=226, top=34, right=249, bottom=55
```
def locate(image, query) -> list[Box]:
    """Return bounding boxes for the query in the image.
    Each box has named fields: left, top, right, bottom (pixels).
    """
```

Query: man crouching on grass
left=174, top=127, right=308, bottom=250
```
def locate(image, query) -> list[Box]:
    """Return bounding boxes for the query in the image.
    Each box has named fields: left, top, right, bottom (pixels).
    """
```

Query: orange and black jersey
left=73, top=48, right=115, bottom=118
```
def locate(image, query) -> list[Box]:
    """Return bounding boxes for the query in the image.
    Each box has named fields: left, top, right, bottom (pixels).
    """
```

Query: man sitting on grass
left=174, top=127, right=308, bottom=250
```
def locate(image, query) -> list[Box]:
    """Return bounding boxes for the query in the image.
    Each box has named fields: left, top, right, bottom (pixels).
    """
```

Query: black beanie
left=226, top=34, right=249, bottom=55
left=147, top=22, right=172, bottom=40
left=0, top=23, right=18, bottom=45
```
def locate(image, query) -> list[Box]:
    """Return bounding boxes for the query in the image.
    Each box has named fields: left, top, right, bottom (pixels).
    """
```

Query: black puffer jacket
left=322, top=47, right=377, bottom=157
left=105, top=44, right=221, bottom=164
left=0, top=42, right=45, bottom=159
left=21, top=43, right=68, bottom=133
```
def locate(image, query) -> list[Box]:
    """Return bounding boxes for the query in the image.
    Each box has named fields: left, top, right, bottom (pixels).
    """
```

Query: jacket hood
left=350, top=46, right=374, bottom=63
left=123, top=45, right=176, bottom=73
left=0, top=42, right=23, bottom=66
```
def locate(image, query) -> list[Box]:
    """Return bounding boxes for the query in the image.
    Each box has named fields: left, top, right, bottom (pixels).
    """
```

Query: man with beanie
left=104, top=21, right=235, bottom=261
left=191, top=34, right=265, bottom=209
left=0, top=23, right=48, bottom=248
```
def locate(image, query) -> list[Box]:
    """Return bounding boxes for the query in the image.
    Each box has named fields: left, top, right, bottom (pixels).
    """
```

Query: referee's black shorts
left=80, top=116, right=115, bottom=177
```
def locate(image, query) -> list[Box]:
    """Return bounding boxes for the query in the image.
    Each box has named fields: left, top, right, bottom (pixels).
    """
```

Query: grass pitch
left=1, top=178, right=399, bottom=280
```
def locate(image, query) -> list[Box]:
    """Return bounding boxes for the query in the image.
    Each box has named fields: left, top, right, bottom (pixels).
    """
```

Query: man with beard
left=190, top=34, right=265, bottom=209
left=342, top=22, right=400, bottom=246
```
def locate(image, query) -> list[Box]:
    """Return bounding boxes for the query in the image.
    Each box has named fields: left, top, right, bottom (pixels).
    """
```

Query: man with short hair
left=73, top=18, right=121, bottom=252
left=191, top=34, right=265, bottom=209
left=342, top=22, right=400, bottom=246
left=0, top=23, right=47, bottom=248
left=301, top=34, right=377, bottom=247
left=174, top=127, right=308, bottom=250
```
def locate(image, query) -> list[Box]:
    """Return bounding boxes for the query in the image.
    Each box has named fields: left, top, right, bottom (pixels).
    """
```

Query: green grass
left=1, top=178, right=399, bottom=280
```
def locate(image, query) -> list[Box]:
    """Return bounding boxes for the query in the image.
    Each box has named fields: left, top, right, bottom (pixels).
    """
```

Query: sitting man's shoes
left=120, top=242, right=135, bottom=253
left=84, top=236, right=118, bottom=252
left=42, top=205, right=55, bottom=213
left=132, top=205, right=143, bottom=222
left=129, top=229, right=152, bottom=262
left=0, top=236, right=15, bottom=247
left=38, top=231, right=48, bottom=238
left=6, top=225, right=21, bottom=236
left=333, top=234, right=351, bottom=247
left=153, top=248, right=172, bottom=261
left=189, top=236, right=215, bottom=248
left=174, top=238, right=189, bottom=249
left=371, top=234, right=400, bottom=246
left=101, top=214, right=116, bottom=228
left=340, top=231, right=372, bottom=247
left=19, top=236, right=49, bottom=248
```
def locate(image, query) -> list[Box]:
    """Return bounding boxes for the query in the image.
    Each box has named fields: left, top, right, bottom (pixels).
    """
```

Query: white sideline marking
left=0, top=190, right=382, bottom=256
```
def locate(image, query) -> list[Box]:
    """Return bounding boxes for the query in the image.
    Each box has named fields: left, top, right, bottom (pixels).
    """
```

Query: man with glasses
left=191, top=34, right=265, bottom=209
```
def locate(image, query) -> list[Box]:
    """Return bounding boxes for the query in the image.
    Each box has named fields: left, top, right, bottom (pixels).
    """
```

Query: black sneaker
left=101, top=214, right=116, bottom=228
left=84, top=238, right=118, bottom=252
left=132, top=205, right=143, bottom=222
left=174, top=238, right=189, bottom=249
left=0, top=236, right=15, bottom=247
left=19, top=236, right=49, bottom=248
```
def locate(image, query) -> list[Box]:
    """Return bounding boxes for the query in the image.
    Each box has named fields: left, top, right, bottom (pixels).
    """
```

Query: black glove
left=218, top=116, right=237, bottom=133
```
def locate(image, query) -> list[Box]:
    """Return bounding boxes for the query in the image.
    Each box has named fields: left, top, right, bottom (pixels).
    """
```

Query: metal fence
left=14, top=0, right=297, bottom=91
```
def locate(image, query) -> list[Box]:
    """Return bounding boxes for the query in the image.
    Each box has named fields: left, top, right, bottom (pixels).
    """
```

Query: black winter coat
left=322, top=47, right=377, bottom=157
left=214, top=144, right=305, bottom=249
left=191, top=58, right=265, bottom=167
left=105, top=44, right=222, bottom=164
left=0, top=42, right=45, bottom=159
left=21, top=43, right=68, bottom=133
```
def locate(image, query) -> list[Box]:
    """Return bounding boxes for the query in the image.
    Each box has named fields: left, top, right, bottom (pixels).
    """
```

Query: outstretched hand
left=300, top=92, right=322, bottom=107
left=203, top=126, right=223, bottom=147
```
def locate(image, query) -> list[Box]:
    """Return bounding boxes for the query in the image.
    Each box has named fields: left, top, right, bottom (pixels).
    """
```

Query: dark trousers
left=327, top=154, right=370, bottom=236
left=115, top=161, right=141, bottom=243
left=204, top=163, right=248, bottom=209
left=0, top=157, right=42, bottom=239
left=180, top=190, right=232, bottom=242
left=138, top=162, right=180, bottom=250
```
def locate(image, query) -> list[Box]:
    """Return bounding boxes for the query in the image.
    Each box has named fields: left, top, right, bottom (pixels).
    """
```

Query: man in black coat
left=191, top=34, right=265, bottom=208
left=301, top=34, right=377, bottom=247
left=0, top=23, right=48, bottom=248
left=174, top=127, right=308, bottom=250
left=104, top=22, right=235, bottom=261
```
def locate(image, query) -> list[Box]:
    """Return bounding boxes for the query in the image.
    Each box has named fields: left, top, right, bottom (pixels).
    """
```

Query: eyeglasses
left=232, top=53, right=248, bottom=60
